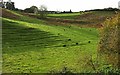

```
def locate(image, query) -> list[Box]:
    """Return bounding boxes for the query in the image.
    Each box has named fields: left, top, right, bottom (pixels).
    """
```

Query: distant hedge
left=85, top=8, right=119, bottom=12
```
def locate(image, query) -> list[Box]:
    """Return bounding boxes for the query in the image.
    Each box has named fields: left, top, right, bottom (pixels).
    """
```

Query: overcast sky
left=3, top=0, right=120, bottom=12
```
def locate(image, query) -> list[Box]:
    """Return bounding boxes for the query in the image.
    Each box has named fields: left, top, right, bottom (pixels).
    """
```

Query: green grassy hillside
left=2, top=8, right=117, bottom=73
left=48, top=12, right=80, bottom=19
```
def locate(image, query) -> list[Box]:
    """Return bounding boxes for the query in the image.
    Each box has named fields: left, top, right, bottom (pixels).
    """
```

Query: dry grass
left=98, top=12, right=119, bottom=69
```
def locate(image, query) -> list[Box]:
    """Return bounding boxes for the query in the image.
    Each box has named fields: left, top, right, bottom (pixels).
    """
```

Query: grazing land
left=2, top=8, right=117, bottom=73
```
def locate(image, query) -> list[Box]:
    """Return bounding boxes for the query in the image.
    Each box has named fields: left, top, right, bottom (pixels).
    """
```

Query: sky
left=3, top=0, right=120, bottom=12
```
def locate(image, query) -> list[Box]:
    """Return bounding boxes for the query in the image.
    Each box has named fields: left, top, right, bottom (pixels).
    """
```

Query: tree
left=24, top=6, right=38, bottom=13
left=38, top=5, right=48, bottom=19
left=70, top=9, right=72, bottom=13
left=0, top=0, right=5, bottom=8
left=6, top=1, right=15, bottom=10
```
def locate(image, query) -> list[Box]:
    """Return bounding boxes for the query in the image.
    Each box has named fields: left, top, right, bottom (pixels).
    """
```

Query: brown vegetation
left=98, top=12, right=120, bottom=69
left=20, top=13, right=38, bottom=18
left=2, top=8, right=20, bottom=19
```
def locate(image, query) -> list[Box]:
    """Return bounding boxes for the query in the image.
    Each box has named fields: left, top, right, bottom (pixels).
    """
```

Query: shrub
left=98, top=11, right=120, bottom=70
left=68, top=39, right=71, bottom=41
left=63, top=45, right=66, bottom=47
left=88, top=41, right=91, bottom=43
left=58, top=33, right=60, bottom=35
left=76, top=43, right=78, bottom=45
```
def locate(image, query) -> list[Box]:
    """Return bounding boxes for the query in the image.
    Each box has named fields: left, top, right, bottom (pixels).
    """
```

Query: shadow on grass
left=2, top=19, right=66, bottom=54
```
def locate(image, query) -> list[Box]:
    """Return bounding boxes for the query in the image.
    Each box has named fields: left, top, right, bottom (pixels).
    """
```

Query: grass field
left=48, top=12, right=81, bottom=20
left=47, top=11, right=115, bottom=28
left=2, top=9, right=116, bottom=73
left=48, top=11, right=115, bottom=20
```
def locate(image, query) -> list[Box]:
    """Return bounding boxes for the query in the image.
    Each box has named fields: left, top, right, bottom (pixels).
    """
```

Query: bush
left=68, top=39, right=71, bottom=41
left=88, top=41, right=91, bottom=43
left=98, top=12, right=120, bottom=70
left=63, top=45, right=66, bottom=47
left=76, top=43, right=78, bottom=45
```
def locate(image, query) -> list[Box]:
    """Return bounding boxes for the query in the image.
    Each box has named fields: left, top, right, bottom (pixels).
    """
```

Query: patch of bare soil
left=46, top=17, right=104, bottom=28
left=76, top=13, right=95, bottom=19
left=47, top=18, right=92, bottom=24
left=45, top=18, right=103, bottom=28
left=2, top=8, right=20, bottom=19
left=76, top=13, right=106, bottom=22
left=20, top=12, right=38, bottom=18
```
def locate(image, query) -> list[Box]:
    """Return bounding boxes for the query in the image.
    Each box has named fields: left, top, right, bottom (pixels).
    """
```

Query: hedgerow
left=98, top=11, right=120, bottom=73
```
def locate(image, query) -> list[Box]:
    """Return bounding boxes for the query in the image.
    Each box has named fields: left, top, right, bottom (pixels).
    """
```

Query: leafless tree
left=38, top=5, right=48, bottom=19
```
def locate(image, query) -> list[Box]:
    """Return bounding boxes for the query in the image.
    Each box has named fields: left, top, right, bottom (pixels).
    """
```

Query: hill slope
left=47, top=11, right=116, bottom=28
left=2, top=8, right=103, bottom=73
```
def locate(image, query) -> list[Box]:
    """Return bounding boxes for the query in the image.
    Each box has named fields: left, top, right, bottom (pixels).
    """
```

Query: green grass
left=2, top=10, right=100, bottom=73
left=47, top=11, right=115, bottom=19
left=48, top=12, right=81, bottom=20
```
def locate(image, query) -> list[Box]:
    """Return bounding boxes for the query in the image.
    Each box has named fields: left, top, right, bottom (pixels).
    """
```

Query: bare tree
left=38, top=5, right=48, bottom=19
